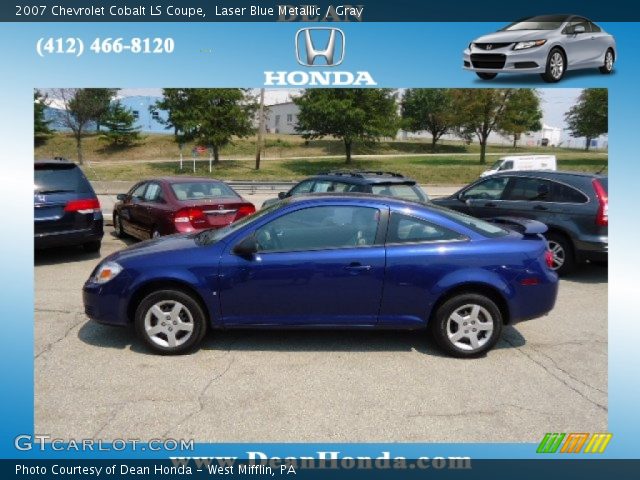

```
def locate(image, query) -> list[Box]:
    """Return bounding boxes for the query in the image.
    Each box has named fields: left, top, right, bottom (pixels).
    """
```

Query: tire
left=429, top=293, right=503, bottom=358
left=541, top=48, right=566, bottom=83
left=113, top=212, right=126, bottom=238
left=134, top=289, right=208, bottom=355
left=599, top=49, right=614, bottom=74
left=545, top=232, right=576, bottom=276
left=82, top=241, right=101, bottom=253
left=476, top=72, right=498, bottom=80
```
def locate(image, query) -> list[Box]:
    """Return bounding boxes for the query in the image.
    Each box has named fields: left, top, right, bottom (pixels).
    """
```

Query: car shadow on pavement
left=473, top=69, right=617, bottom=85
left=563, top=263, right=608, bottom=284
left=35, top=246, right=102, bottom=266
left=77, top=320, right=527, bottom=358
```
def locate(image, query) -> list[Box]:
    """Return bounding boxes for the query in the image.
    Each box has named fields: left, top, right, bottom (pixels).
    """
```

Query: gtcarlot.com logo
left=264, top=28, right=376, bottom=86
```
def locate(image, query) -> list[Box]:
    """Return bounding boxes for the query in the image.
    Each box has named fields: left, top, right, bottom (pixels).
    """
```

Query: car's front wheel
left=430, top=293, right=503, bottom=358
left=541, top=48, right=566, bottom=82
left=476, top=72, right=498, bottom=80
left=135, top=289, right=207, bottom=354
left=599, top=49, right=614, bottom=74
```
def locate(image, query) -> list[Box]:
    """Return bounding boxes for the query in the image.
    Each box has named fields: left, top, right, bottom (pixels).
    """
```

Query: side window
left=330, top=182, right=355, bottom=193
left=371, top=184, right=424, bottom=202
left=504, top=177, right=553, bottom=202
left=387, top=214, right=465, bottom=244
left=461, top=177, right=510, bottom=201
left=289, top=180, right=314, bottom=196
left=589, top=22, right=601, bottom=33
left=550, top=182, right=588, bottom=203
left=312, top=180, right=334, bottom=193
left=254, top=206, right=380, bottom=252
left=499, top=160, right=514, bottom=171
left=144, top=183, right=163, bottom=203
left=130, top=183, right=147, bottom=199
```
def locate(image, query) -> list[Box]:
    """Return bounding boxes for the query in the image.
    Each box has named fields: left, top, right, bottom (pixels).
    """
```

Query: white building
left=264, top=102, right=299, bottom=135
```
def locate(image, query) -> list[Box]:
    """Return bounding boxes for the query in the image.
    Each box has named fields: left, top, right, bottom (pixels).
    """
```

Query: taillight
left=64, top=198, right=101, bottom=214
left=235, top=204, right=256, bottom=221
left=544, top=250, right=554, bottom=269
left=592, top=179, right=608, bottom=226
left=174, top=208, right=207, bottom=226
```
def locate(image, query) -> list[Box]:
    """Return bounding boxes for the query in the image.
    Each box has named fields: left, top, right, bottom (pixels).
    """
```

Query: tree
left=565, top=89, right=608, bottom=151
left=34, top=90, right=51, bottom=146
left=100, top=101, right=141, bottom=147
left=154, top=89, right=257, bottom=164
left=497, top=89, right=542, bottom=148
left=401, top=89, right=455, bottom=151
left=451, top=89, right=515, bottom=164
left=55, top=88, right=116, bottom=164
left=294, top=89, right=398, bottom=164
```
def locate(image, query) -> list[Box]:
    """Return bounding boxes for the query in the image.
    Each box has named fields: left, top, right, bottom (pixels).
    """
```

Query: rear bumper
left=508, top=270, right=559, bottom=324
left=575, top=237, right=608, bottom=263
left=35, top=220, right=104, bottom=249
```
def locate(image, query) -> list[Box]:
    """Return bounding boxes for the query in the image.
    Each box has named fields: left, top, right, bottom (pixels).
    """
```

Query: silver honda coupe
left=463, top=14, right=616, bottom=82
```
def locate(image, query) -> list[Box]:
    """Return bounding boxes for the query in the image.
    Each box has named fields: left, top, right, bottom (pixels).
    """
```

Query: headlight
left=469, top=42, right=475, bottom=49
left=91, top=261, right=123, bottom=284
left=513, top=40, right=547, bottom=50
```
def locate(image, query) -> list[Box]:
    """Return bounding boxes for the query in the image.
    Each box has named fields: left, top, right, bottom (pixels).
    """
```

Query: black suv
left=34, top=159, right=103, bottom=252
left=432, top=170, right=608, bottom=275
left=262, top=171, right=429, bottom=208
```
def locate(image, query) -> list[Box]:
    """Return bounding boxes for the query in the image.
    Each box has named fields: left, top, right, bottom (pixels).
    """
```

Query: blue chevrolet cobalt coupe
left=83, top=195, right=558, bottom=357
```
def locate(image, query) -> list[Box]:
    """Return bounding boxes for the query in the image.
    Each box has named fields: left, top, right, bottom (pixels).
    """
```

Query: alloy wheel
left=446, top=304, right=494, bottom=351
left=605, top=51, right=613, bottom=71
left=144, top=300, right=195, bottom=348
left=550, top=52, right=564, bottom=79
left=547, top=240, right=565, bottom=270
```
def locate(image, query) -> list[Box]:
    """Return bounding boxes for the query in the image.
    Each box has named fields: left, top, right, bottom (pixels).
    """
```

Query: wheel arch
left=430, top=282, right=511, bottom=325
left=127, top=278, right=211, bottom=326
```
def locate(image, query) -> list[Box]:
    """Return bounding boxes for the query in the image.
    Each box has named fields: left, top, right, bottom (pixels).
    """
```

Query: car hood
left=106, top=233, right=206, bottom=265
left=474, top=30, right=552, bottom=44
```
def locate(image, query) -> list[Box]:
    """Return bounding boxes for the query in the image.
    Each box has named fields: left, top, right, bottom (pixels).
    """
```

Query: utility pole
left=255, top=88, right=265, bottom=170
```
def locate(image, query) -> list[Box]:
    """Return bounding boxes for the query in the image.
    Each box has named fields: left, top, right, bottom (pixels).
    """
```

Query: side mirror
left=574, top=25, right=586, bottom=34
left=116, top=193, right=127, bottom=201
left=233, top=235, right=258, bottom=257
left=277, top=191, right=286, bottom=200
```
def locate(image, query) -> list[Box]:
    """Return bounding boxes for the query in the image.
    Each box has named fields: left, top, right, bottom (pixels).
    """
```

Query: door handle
left=533, top=205, right=548, bottom=211
left=344, top=262, right=372, bottom=272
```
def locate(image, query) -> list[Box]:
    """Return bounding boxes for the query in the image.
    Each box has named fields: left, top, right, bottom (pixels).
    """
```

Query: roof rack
left=319, top=170, right=406, bottom=179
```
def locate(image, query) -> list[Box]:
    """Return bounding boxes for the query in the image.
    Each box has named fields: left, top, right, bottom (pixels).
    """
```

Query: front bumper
left=463, top=44, right=549, bottom=74
left=82, top=272, right=131, bottom=326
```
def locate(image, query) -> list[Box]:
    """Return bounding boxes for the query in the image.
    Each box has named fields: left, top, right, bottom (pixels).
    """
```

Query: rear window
left=34, top=164, right=92, bottom=194
left=371, top=184, right=426, bottom=202
left=434, top=207, right=509, bottom=238
left=171, top=181, right=239, bottom=201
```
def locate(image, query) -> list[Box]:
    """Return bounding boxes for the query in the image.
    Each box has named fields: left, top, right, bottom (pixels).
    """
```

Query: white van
left=480, top=155, right=557, bottom=177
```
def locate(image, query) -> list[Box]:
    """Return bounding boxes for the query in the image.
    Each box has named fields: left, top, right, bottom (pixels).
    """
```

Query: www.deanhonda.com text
left=171, top=452, right=472, bottom=471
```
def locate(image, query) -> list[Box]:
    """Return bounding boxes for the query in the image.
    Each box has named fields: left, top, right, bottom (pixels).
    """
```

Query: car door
left=562, top=18, right=593, bottom=67
left=218, top=204, right=387, bottom=326
left=138, top=182, right=167, bottom=238
left=497, top=176, right=563, bottom=224
left=454, top=176, right=512, bottom=218
left=119, top=182, right=147, bottom=239
left=587, top=21, right=610, bottom=65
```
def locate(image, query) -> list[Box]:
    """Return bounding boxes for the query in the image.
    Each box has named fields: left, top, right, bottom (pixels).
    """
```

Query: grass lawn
left=37, top=133, right=608, bottom=185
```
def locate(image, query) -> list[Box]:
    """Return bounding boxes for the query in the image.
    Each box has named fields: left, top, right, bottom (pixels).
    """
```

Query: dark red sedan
left=113, top=177, right=255, bottom=240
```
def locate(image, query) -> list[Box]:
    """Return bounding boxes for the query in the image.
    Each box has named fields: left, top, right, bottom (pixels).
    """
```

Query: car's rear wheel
left=476, top=72, right=498, bottom=80
left=430, top=293, right=502, bottom=358
left=599, top=49, right=614, bottom=74
left=113, top=212, right=126, bottom=238
left=82, top=241, right=101, bottom=253
left=151, top=228, right=161, bottom=239
left=545, top=232, right=575, bottom=275
left=134, top=289, right=207, bottom=355
left=541, top=48, right=566, bottom=82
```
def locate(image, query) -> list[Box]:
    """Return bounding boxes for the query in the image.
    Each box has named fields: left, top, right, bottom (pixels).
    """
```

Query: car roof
left=491, top=170, right=607, bottom=181
left=34, top=157, right=76, bottom=166
left=144, top=176, right=227, bottom=184
left=308, top=171, right=418, bottom=185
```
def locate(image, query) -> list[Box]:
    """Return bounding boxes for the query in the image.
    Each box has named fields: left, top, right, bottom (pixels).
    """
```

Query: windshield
left=502, top=15, right=567, bottom=31
left=195, top=202, right=282, bottom=245
left=434, top=207, right=509, bottom=238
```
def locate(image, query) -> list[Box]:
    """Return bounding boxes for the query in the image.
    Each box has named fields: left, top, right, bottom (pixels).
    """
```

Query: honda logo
left=486, top=44, right=493, bottom=50
left=295, top=28, right=345, bottom=67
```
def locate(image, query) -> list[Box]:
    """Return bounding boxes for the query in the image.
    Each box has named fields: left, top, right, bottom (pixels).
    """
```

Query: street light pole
left=255, top=88, right=265, bottom=170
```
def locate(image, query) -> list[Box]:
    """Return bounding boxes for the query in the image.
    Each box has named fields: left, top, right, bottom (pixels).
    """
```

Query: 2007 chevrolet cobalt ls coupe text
left=83, top=195, right=558, bottom=357
left=464, top=14, right=616, bottom=82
